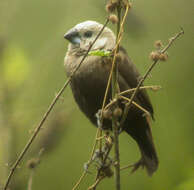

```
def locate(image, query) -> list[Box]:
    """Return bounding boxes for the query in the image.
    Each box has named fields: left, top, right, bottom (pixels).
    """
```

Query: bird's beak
left=64, top=29, right=81, bottom=45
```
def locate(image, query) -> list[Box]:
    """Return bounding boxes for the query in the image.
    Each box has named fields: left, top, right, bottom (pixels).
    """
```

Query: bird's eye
left=84, top=31, right=93, bottom=38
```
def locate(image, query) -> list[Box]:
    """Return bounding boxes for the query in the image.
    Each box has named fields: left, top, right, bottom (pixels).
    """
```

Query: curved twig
left=3, top=18, right=110, bottom=190
left=120, top=28, right=184, bottom=126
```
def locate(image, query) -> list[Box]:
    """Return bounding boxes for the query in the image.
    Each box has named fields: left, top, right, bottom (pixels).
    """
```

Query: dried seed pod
left=102, top=166, right=114, bottom=178
left=26, top=158, right=39, bottom=169
left=113, top=107, right=122, bottom=117
left=154, top=40, right=163, bottom=49
left=105, top=1, right=118, bottom=13
left=159, top=53, right=168, bottom=61
left=128, top=2, right=132, bottom=9
left=122, top=0, right=132, bottom=9
left=103, top=109, right=112, bottom=119
left=109, top=14, right=118, bottom=24
left=149, top=51, right=160, bottom=61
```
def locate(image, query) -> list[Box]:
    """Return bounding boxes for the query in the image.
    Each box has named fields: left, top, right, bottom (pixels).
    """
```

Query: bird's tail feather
left=130, top=139, right=158, bottom=176
left=125, top=117, right=158, bottom=176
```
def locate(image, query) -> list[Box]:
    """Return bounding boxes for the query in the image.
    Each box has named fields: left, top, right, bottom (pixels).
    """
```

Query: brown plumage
left=64, top=21, right=158, bottom=176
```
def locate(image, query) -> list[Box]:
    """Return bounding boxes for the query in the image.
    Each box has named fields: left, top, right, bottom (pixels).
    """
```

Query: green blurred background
left=0, top=0, right=194, bottom=189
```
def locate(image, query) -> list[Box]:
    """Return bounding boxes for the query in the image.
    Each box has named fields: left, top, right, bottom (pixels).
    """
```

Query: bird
left=64, top=20, right=158, bottom=176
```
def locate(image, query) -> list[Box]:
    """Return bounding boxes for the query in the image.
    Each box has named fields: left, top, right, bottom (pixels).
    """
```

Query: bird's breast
left=69, top=55, right=112, bottom=125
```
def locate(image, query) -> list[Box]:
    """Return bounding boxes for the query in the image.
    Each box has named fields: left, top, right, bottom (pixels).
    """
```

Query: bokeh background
left=0, top=0, right=194, bottom=189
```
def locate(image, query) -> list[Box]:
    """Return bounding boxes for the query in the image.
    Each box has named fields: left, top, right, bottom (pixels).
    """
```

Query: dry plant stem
left=119, top=85, right=161, bottom=96
left=112, top=1, right=126, bottom=190
left=95, top=136, right=113, bottom=180
left=72, top=172, right=86, bottom=190
left=3, top=79, right=70, bottom=190
left=88, top=176, right=104, bottom=190
left=94, top=3, right=129, bottom=190
left=104, top=85, right=161, bottom=111
left=120, top=28, right=184, bottom=126
left=112, top=119, right=120, bottom=190
left=91, top=5, right=128, bottom=189
left=103, top=139, right=113, bottom=163
left=3, top=19, right=110, bottom=190
left=100, top=3, right=129, bottom=119
left=71, top=19, right=111, bottom=190
left=98, top=130, right=103, bottom=162
left=72, top=129, right=101, bottom=190
left=99, top=2, right=129, bottom=117
left=120, top=164, right=133, bottom=171
left=92, top=140, right=113, bottom=190
left=120, top=29, right=184, bottom=172
left=98, top=3, right=129, bottom=148
left=90, top=4, right=130, bottom=189
left=119, top=95, right=150, bottom=116
left=27, top=171, right=34, bottom=190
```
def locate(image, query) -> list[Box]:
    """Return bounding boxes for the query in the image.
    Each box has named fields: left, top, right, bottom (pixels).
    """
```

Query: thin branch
left=104, top=85, right=161, bottom=111
left=27, top=148, right=44, bottom=190
left=112, top=2, right=130, bottom=190
left=91, top=135, right=113, bottom=190
left=119, top=85, right=161, bottom=96
left=73, top=12, right=184, bottom=190
left=88, top=176, right=104, bottom=190
left=3, top=79, right=70, bottom=190
left=72, top=128, right=102, bottom=190
left=161, top=28, right=184, bottom=53
left=94, top=134, right=113, bottom=181
left=72, top=171, right=87, bottom=190
left=119, top=96, right=150, bottom=117
left=71, top=19, right=110, bottom=190
left=120, top=28, right=184, bottom=126
left=27, top=171, right=34, bottom=190
left=92, top=3, right=130, bottom=190
left=3, top=18, right=110, bottom=190
left=120, top=164, right=133, bottom=171
left=102, top=135, right=113, bottom=164
left=100, top=2, right=129, bottom=117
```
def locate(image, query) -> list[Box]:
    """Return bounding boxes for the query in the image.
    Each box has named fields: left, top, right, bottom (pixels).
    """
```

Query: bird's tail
left=125, top=117, right=158, bottom=176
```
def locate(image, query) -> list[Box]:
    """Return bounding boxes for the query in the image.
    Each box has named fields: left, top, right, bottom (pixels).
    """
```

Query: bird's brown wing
left=117, top=46, right=154, bottom=118
left=117, top=47, right=158, bottom=175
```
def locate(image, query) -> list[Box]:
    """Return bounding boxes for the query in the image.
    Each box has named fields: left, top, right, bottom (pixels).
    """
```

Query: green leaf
left=88, top=50, right=111, bottom=57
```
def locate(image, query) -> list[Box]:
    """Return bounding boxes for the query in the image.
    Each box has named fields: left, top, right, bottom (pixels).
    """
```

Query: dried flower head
left=128, top=2, right=132, bottom=9
left=26, top=158, right=39, bottom=169
left=106, top=1, right=118, bottom=13
left=113, top=107, right=122, bottom=117
left=122, top=0, right=132, bottom=9
left=102, top=165, right=114, bottom=178
left=149, top=51, right=160, bottom=61
left=103, top=109, right=112, bottom=119
left=109, top=14, right=118, bottom=24
left=159, top=53, right=168, bottom=61
left=154, top=40, right=163, bottom=49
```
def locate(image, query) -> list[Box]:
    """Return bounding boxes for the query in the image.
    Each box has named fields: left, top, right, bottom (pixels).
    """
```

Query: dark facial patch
left=83, top=31, right=93, bottom=38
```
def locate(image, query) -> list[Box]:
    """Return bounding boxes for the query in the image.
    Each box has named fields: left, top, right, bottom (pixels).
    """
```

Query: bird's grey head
left=64, top=20, right=116, bottom=54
